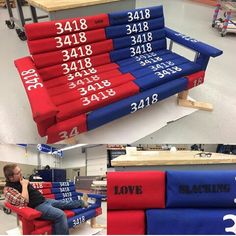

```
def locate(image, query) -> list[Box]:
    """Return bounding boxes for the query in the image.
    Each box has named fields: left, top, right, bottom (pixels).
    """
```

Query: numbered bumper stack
left=14, top=5, right=223, bottom=143
left=4, top=182, right=105, bottom=235
left=107, top=171, right=236, bottom=235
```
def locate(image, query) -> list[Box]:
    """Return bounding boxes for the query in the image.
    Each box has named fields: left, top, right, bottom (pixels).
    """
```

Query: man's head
left=3, top=164, right=22, bottom=182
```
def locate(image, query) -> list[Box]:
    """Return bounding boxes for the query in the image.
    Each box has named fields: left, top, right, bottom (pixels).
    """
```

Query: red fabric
left=47, top=69, right=122, bottom=96
left=43, top=194, right=55, bottom=199
left=33, top=40, right=114, bottom=69
left=14, top=57, right=58, bottom=122
left=38, top=53, right=111, bottom=80
left=25, top=14, right=109, bottom=40
left=20, top=217, right=35, bottom=235
left=107, top=171, right=166, bottom=210
left=5, top=202, right=42, bottom=221
left=33, top=220, right=51, bottom=229
left=31, top=225, right=52, bottom=235
left=46, top=114, right=87, bottom=143
left=31, top=182, right=52, bottom=189
left=36, top=117, right=56, bottom=137
left=108, top=210, right=145, bottom=235
left=186, top=70, right=205, bottom=89
left=37, top=188, right=52, bottom=195
left=27, top=28, right=107, bottom=55
left=64, top=210, right=75, bottom=218
left=56, top=81, right=140, bottom=122
left=51, top=73, right=135, bottom=106
left=96, top=207, right=102, bottom=216
left=44, top=65, right=120, bottom=89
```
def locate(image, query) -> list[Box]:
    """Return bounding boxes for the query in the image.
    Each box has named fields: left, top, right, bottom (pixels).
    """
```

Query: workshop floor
left=0, top=0, right=235, bottom=144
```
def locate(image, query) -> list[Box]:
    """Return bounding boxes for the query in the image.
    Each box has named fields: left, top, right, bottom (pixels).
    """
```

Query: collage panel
left=107, top=144, right=236, bottom=235
left=0, top=144, right=107, bottom=235
left=0, top=0, right=235, bottom=144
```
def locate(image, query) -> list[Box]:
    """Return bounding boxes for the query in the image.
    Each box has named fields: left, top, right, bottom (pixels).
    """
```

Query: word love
left=114, top=185, right=143, bottom=195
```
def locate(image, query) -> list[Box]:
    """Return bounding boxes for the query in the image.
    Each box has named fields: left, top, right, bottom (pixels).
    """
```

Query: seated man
left=3, top=163, right=88, bottom=235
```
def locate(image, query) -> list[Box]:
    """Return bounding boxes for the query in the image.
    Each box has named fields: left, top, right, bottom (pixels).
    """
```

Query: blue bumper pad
left=54, top=191, right=79, bottom=200
left=146, top=208, right=236, bottom=235
left=108, top=6, right=164, bottom=26
left=67, top=209, right=97, bottom=228
left=166, top=170, right=236, bottom=208
left=51, top=186, right=76, bottom=194
left=87, top=77, right=188, bottom=130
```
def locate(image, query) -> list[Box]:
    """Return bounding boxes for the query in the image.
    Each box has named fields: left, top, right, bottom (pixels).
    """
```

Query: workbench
left=111, top=150, right=236, bottom=171
left=26, top=0, right=136, bottom=21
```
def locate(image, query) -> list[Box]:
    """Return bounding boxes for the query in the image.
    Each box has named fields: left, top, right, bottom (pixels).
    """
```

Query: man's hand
left=20, top=179, right=29, bottom=187
left=19, top=178, right=29, bottom=203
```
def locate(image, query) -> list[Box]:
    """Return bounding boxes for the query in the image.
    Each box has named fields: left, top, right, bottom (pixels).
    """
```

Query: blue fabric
left=165, top=27, right=223, bottom=57
left=134, top=61, right=201, bottom=91
left=52, top=182, right=74, bottom=188
left=105, top=18, right=165, bottom=39
left=77, top=192, right=106, bottom=199
left=61, top=196, right=79, bottom=202
left=166, top=170, right=236, bottom=208
left=87, top=78, right=188, bottom=130
left=119, top=52, right=181, bottom=73
left=54, top=191, right=79, bottom=200
left=67, top=209, right=97, bottom=228
left=109, top=6, right=164, bottom=26
left=51, top=186, right=76, bottom=194
left=116, top=49, right=170, bottom=67
left=146, top=208, right=236, bottom=235
left=112, top=29, right=166, bottom=50
left=72, top=203, right=100, bottom=215
left=110, top=39, right=166, bottom=62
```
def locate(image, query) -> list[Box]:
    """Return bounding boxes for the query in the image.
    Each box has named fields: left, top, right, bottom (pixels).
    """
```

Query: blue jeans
left=35, top=199, right=84, bottom=235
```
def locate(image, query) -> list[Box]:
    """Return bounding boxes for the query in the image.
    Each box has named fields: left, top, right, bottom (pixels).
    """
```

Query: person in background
left=3, top=163, right=88, bottom=235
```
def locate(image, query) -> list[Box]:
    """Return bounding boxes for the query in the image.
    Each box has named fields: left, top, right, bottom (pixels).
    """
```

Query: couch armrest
left=165, top=27, right=223, bottom=57
left=4, top=202, right=42, bottom=221
left=14, top=56, right=58, bottom=123
left=77, top=192, right=106, bottom=200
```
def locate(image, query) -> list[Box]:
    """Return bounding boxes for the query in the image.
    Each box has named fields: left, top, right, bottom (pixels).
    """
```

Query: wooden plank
left=111, top=150, right=236, bottom=166
left=178, top=90, right=189, bottom=100
left=178, top=98, right=213, bottom=111
left=26, top=0, right=122, bottom=12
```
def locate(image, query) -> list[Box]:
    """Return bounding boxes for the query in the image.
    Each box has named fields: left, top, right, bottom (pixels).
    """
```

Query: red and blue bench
left=107, top=170, right=236, bottom=235
left=5, top=181, right=105, bottom=235
left=15, top=5, right=223, bottom=143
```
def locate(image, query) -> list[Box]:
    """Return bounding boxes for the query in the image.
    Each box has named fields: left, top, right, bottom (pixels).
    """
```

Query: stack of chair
left=5, top=181, right=105, bottom=235
left=108, top=170, right=236, bottom=235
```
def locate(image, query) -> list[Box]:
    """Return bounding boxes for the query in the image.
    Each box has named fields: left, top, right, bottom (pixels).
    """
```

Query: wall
left=86, top=145, right=107, bottom=176
left=61, top=147, right=86, bottom=169
left=61, top=145, right=107, bottom=176
left=0, top=144, right=62, bottom=179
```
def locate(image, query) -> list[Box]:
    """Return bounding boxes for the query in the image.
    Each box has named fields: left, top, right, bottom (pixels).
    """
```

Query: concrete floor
left=0, top=0, right=235, bottom=143
left=0, top=200, right=107, bottom=235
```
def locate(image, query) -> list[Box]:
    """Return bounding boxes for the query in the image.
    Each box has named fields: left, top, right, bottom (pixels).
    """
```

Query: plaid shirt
left=4, top=187, right=28, bottom=207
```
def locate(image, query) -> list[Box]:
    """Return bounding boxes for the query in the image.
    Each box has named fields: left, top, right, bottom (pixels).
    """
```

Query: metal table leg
left=30, top=5, right=38, bottom=23
left=5, top=0, right=15, bottom=29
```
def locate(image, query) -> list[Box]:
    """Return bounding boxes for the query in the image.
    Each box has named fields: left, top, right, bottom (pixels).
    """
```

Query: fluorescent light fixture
left=59, top=144, right=87, bottom=152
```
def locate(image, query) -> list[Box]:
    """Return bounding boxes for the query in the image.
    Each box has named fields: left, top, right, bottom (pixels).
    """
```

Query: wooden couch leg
left=177, top=90, right=213, bottom=112
left=64, top=137, right=77, bottom=144
left=90, top=217, right=107, bottom=229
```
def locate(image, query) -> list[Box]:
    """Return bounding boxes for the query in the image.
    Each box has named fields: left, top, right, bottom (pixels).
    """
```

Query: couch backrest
left=24, top=6, right=166, bottom=81
left=31, top=181, right=80, bottom=201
